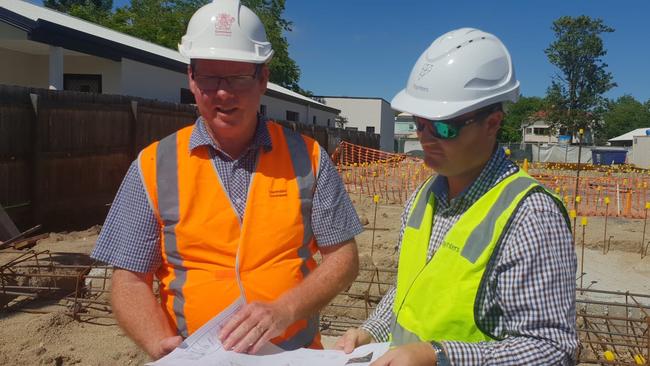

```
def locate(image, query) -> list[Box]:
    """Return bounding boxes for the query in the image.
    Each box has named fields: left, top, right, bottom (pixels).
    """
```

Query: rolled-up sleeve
left=91, top=162, right=162, bottom=273
left=311, top=149, right=364, bottom=247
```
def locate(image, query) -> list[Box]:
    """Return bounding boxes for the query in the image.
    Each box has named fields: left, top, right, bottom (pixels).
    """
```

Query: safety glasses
left=192, top=65, right=261, bottom=92
left=415, top=108, right=495, bottom=140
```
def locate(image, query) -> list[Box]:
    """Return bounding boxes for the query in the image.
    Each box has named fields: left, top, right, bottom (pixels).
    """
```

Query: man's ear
left=485, top=111, right=504, bottom=137
left=258, top=64, right=270, bottom=93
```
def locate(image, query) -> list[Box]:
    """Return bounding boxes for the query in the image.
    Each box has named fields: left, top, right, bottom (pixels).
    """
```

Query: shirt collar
left=188, top=115, right=273, bottom=155
left=431, top=147, right=511, bottom=208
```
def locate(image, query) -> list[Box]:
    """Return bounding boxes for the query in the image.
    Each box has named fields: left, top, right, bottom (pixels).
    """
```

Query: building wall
left=64, top=55, right=121, bottom=94
left=379, top=100, right=395, bottom=151
left=322, top=97, right=394, bottom=151
left=0, top=48, right=49, bottom=88
left=260, top=95, right=337, bottom=127
left=631, top=136, right=650, bottom=169
left=120, top=58, right=187, bottom=103
left=523, top=133, right=559, bottom=143
left=404, top=139, right=422, bottom=153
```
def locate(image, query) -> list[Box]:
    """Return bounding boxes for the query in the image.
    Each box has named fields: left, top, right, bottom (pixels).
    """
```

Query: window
left=63, top=74, right=102, bottom=93
left=260, top=104, right=267, bottom=116
left=312, top=116, right=317, bottom=125
left=366, top=126, right=375, bottom=133
left=527, top=128, right=534, bottom=134
left=345, top=127, right=358, bottom=131
left=533, top=127, right=548, bottom=135
left=327, top=119, right=331, bottom=127
left=286, top=111, right=299, bottom=122
left=180, top=88, right=194, bottom=104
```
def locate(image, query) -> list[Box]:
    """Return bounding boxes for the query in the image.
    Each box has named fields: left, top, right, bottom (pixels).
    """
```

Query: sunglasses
left=415, top=109, right=496, bottom=140
left=191, top=65, right=261, bottom=92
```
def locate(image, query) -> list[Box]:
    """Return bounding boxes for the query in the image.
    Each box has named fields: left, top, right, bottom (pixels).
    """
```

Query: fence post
left=28, top=92, right=43, bottom=229
left=129, top=100, right=138, bottom=163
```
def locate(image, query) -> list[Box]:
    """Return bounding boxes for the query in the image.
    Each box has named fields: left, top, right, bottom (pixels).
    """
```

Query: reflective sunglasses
left=192, top=65, right=261, bottom=91
left=415, top=109, right=495, bottom=140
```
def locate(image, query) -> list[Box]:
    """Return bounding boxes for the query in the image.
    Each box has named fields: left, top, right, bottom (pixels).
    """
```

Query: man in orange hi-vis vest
left=91, top=0, right=362, bottom=360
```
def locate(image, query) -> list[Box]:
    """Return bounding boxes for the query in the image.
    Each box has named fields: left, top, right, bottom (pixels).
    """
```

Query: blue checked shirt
left=92, top=117, right=363, bottom=272
left=361, top=148, right=578, bottom=365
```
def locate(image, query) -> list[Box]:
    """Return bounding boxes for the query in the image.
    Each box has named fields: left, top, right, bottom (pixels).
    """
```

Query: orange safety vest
left=138, top=120, right=323, bottom=350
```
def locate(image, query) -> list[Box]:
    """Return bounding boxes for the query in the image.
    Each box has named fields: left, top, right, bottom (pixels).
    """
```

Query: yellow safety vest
left=390, top=169, right=569, bottom=345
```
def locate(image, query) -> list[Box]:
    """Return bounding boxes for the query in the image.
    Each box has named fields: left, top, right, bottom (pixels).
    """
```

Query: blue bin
left=591, top=149, right=626, bottom=165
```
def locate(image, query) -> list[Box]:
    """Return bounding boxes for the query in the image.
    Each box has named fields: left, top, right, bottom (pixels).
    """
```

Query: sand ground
left=1, top=198, right=649, bottom=365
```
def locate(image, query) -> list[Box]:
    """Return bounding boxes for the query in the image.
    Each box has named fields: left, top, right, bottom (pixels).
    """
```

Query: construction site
left=0, top=141, right=648, bottom=365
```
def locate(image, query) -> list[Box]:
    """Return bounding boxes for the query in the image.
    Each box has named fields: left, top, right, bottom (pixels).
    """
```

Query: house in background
left=394, top=112, right=421, bottom=154
left=315, top=96, right=395, bottom=152
left=0, top=0, right=338, bottom=123
left=521, top=119, right=559, bottom=144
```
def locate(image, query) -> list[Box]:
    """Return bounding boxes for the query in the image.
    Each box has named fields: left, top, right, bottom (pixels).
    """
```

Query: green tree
left=334, top=115, right=348, bottom=129
left=602, top=95, right=650, bottom=140
left=45, top=0, right=306, bottom=94
left=44, top=0, right=112, bottom=13
left=109, top=0, right=200, bottom=50
left=44, top=0, right=113, bottom=25
left=242, top=0, right=302, bottom=93
left=544, top=15, right=616, bottom=139
left=499, top=96, right=545, bottom=142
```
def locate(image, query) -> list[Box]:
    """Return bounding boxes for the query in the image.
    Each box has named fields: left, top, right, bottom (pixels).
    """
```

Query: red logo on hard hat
left=215, top=13, right=235, bottom=36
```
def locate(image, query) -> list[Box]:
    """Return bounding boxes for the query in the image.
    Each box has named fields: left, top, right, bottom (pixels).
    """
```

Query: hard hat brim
left=391, top=82, right=520, bottom=120
left=179, top=46, right=274, bottom=64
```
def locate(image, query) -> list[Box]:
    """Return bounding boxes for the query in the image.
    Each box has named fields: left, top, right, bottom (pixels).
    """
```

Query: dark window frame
left=63, top=73, right=102, bottom=93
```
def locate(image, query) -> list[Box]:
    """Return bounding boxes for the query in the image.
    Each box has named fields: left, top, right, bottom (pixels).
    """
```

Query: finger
left=344, top=333, right=358, bottom=354
left=222, top=320, right=257, bottom=351
left=333, top=335, right=346, bottom=350
left=219, top=306, right=251, bottom=341
left=233, top=323, right=266, bottom=353
left=249, top=326, right=273, bottom=354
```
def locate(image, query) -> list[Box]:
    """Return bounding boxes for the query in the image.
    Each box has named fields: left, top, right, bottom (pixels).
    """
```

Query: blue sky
left=281, top=1, right=650, bottom=103
left=31, top=0, right=650, bottom=103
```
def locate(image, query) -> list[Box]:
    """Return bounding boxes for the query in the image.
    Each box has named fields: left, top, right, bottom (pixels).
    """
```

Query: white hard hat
left=391, top=28, right=520, bottom=120
left=179, top=0, right=274, bottom=63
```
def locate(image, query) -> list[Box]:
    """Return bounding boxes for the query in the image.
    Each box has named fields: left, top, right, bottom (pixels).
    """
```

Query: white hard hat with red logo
left=391, top=28, right=519, bottom=120
left=178, top=0, right=274, bottom=63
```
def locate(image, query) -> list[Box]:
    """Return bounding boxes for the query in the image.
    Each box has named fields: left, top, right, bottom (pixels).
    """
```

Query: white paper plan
left=148, top=297, right=389, bottom=366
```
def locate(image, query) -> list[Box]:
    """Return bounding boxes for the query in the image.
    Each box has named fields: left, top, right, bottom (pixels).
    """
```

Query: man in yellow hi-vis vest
left=336, top=28, right=577, bottom=365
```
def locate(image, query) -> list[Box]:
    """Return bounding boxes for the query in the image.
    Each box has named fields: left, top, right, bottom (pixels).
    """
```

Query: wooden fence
left=0, top=85, right=379, bottom=232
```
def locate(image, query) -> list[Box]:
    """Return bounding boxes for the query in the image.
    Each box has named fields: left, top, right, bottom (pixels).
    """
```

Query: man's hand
left=219, top=301, right=293, bottom=354
left=153, top=336, right=183, bottom=360
left=370, top=342, right=438, bottom=366
left=334, top=328, right=374, bottom=353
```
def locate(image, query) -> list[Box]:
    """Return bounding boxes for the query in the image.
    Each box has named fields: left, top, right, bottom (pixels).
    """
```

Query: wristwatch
left=430, top=340, right=452, bottom=366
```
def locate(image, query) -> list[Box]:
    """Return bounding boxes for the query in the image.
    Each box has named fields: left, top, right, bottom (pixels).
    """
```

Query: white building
left=521, top=120, right=559, bottom=143
left=631, top=135, right=650, bottom=169
left=0, top=0, right=338, bottom=122
left=608, top=127, right=650, bottom=147
left=394, top=112, right=421, bottom=154
left=316, top=96, right=395, bottom=152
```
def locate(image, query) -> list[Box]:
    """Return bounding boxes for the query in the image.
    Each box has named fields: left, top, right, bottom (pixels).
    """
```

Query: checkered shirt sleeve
left=312, top=149, right=364, bottom=246
left=91, top=162, right=162, bottom=272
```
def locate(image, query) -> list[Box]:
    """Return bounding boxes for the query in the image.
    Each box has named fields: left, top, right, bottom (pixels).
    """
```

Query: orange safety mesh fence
left=333, top=143, right=650, bottom=217
left=333, top=142, right=433, bottom=204
left=527, top=162, right=650, bottom=219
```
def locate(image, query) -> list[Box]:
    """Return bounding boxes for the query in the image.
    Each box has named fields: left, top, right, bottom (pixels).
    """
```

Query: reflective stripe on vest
left=140, top=121, right=322, bottom=348
left=391, top=170, right=568, bottom=345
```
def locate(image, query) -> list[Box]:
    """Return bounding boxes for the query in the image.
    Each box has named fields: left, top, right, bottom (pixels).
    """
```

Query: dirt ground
left=1, top=197, right=649, bottom=365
